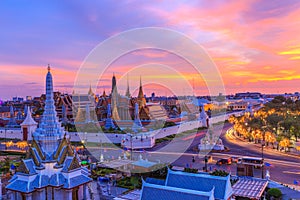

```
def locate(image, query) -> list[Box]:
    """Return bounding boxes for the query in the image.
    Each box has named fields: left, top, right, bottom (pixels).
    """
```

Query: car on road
left=216, top=158, right=232, bottom=166
left=230, top=156, right=239, bottom=163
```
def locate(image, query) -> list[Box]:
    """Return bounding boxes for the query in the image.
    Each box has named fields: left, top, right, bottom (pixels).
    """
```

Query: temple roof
left=20, top=106, right=37, bottom=126
left=141, top=181, right=214, bottom=200
left=165, top=169, right=232, bottom=200
left=16, top=159, right=37, bottom=175
left=232, top=178, right=268, bottom=199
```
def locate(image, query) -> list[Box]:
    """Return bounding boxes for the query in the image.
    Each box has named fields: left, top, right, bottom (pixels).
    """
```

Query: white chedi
left=198, top=128, right=224, bottom=151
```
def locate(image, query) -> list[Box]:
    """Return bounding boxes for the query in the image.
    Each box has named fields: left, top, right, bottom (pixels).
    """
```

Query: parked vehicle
left=230, top=156, right=239, bottom=163
left=216, top=158, right=232, bottom=166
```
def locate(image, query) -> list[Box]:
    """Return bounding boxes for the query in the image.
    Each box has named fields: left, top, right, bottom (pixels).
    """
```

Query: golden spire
left=47, top=64, right=51, bottom=72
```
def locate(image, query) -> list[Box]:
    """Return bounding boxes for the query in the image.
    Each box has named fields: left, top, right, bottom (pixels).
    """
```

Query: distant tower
left=102, top=90, right=107, bottom=98
left=132, top=103, right=143, bottom=132
left=104, top=104, right=115, bottom=130
left=111, top=73, right=117, bottom=95
left=125, top=75, right=131, bottom=98
left=137, top=76, right=146, bottom=108
left=6, top=105, right=19, bottom=128
left=111, top=74, right=120, bottom=120
left=88, top=84, right=94, bottom=96
left=33, top=65, right=65, bottom=155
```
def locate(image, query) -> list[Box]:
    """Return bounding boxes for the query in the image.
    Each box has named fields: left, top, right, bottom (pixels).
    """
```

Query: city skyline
left=1, top=1, right=300, bottom=99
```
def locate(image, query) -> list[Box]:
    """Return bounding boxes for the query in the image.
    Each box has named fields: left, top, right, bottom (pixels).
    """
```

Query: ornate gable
left=28, top=147, right=41, bottom=167
left=16, top=160, right=29, bottom=174
left=31, top=138, right=45, bottom=160
left=54, top=134, right=68, bottom=159
left=67, top=156, right=81, bottom=172
left=57, top=143, right=74, bottom=165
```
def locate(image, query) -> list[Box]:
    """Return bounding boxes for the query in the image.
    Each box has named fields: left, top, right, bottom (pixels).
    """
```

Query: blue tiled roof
left=145, top=177, right=165, bottom=186
left=32, top=148, right=42, bottom=163
left=41, top=175, right=49, bottom=187
left=140, top=182, right=213, bottom=200
left=24, top=159, right=37, bottom=175
left=57, top=146, right=67, bottom=161
left=49, top=173, right=66, bottom=186
left=30, top=175, right=40, bottom=189
left=165, top=169, right=232, bottom=200
left=63, top=175, right=92, bottom=189
left=61, top=157, right=73, bottom=173
left=6, top=180, right=29, bottom=193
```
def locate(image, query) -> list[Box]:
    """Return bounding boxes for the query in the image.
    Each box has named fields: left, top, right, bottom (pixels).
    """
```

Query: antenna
left=192, top=78, right=195, bottom=96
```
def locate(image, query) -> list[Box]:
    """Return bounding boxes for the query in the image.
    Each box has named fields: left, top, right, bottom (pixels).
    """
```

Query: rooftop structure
left=232, top=178, right=268, bottom=200
left=6, top=66, right=92, bottom=200
left=32, top=65, right=65, bottom=155
left=140, top=169, right=233, bottom=200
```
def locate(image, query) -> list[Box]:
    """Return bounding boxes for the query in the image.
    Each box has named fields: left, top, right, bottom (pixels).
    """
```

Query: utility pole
left=261, top=125, right=267, bottom=179
left=204, top=156, right=208, bottom=172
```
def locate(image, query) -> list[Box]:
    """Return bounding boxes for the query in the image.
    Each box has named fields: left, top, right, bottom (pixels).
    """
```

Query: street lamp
left=204, top=156, right=208, bottom=172
left=261, top=125, right=267, bottom=179
left=5, top=127, right=7, bottom=150
left=127, top=133, right=133, bottom=160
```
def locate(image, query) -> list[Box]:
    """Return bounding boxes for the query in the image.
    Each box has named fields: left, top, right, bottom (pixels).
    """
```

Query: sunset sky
left=1, top=0, right=300, bottom=100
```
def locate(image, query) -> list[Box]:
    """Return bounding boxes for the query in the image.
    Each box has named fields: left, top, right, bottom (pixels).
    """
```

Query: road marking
left=283, top=171, right=300, bottom=175
left=182, top=132, right=206, bottom=141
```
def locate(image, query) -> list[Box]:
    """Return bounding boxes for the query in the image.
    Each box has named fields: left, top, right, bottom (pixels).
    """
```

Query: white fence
left=0, top=111, right=244, bottom=150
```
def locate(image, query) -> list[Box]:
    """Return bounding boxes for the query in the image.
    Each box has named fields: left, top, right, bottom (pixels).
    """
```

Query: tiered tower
left=33, top=65, right=64, bottom=156
left=137, top=76, right=146, bottom=108
left=132, top=102, right=143, bottom=132
left=125, top=75, right=131, bottom=98
left=6, top=65, right=92, bottom=200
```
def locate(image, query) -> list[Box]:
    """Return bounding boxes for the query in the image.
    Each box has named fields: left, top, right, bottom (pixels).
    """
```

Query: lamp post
left=261, top=125, right=267, bottom=179
left=127, top=133, right=133, bottom=160
left=204, top=156, right=208, bottom=172
left=5, top=127, right=7, bottom=150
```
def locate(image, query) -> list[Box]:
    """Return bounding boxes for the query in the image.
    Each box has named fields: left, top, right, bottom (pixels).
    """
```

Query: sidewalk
left=229, top=128, right=300, bottom=158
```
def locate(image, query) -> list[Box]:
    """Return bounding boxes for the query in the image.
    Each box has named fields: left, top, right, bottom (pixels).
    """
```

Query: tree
left=266, top=114, right=283, bottom=135
left=209, top=169, right=229, bottom=177
left=279, top=138, right=290, bottom=152
left=266, top=188, right=282, bottom=200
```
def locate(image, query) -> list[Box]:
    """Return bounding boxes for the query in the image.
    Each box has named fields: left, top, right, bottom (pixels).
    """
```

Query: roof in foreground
left=114, top=189, right=141, bottom=200
left=140, top=181, right=214, bottom=200
left=165, top=169, right=232, bottom=200
left=232, top=178, right=268, bottom=199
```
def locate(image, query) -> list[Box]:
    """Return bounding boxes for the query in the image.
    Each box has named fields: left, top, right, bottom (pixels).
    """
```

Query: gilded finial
left=140, top=75, right=142, bottom=86
left=47, top=64, right=51, bottom=72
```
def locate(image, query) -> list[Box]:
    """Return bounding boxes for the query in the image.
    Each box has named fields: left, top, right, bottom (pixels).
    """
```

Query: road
left=86, top=123, right=300, bottom=185
left=148, top=123, right=300, bottom=185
